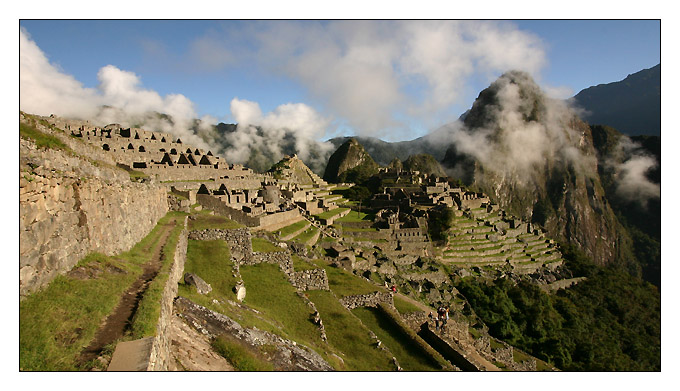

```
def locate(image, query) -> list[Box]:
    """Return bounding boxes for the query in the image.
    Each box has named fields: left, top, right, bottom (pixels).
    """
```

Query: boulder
left=184, top=273, right=212, bottom=295
left=234, top=282, right=246, bottom=302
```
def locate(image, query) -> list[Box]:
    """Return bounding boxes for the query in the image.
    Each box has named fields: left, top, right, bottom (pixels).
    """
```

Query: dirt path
left=78, top=220, right=176, bottom=366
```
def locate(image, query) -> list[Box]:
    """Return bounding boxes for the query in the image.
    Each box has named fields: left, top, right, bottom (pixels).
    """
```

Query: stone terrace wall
left=20, top=137, right=169, bottom=296
left=339, top=291, right=394, bottom=310
left=196, top=194, right=303, bottom=230
left=289, top=269, right=329, bottom=291
left=147, top=217, right=188, bottom=371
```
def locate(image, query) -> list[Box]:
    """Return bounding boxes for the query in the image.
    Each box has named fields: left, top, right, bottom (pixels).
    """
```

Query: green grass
left=211, top=334, right=274, bottom=371
left=352, top=307, right=442, bottom=371
left=20, top=121, right=71, bottom=152
left=311, top=259, right=383, bottom=298
left=181, top=239, right=239, bottom=300
left=129, top=213, right=187, bottom=338
left=393, top=296, right=425, bottom=314
left=292, top=255, right=318, bottom=271
left=275, top=220, right=309, bottom=238
left=292, top=226, right=319, bottom=245
left=20, top=212, right=182, bottom=371
left=188, top=214, right=244, bottom=231
left=313, top=208, right=350, bottom=222
left=306, top=291, right=394, bottom=371
left=251, top=237, right=285, bottom=253
left=239, top=263, right=323, bottom=348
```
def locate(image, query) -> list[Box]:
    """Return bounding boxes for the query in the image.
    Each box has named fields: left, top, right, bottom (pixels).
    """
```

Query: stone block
left=184, top=273, right=212, bottom=295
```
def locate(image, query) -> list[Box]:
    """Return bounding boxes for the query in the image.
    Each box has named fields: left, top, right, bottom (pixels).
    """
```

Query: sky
left=19, top=18, right=660, bottom=143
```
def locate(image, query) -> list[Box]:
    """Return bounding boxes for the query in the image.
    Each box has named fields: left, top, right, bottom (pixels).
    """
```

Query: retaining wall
left=147, top=217, right=189, bottom=371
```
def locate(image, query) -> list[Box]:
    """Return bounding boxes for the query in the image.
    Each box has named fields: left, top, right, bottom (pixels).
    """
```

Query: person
left=391, top=285, right=397, bottom=293
left=434, top=315, right=440, bottom=331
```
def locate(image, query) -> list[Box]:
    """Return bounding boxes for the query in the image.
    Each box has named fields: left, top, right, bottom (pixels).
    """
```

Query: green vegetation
left=292, top=226, right=319, bottom=245
left=182, top=239, right=239, bottom=300
left=291, top=255, right=318, bottom=271
left=393, top=296, right=424, bottom=314
left=211, top=334, right=274, bottom=371
left=20, top=212, right=183, bottom=370
left=312, top=259, right=383, bottom=297
left=306, top=290, right=393, bottom=370
left=428, top=207, right=455, bottom=242
left=275, top=220, right=309, bottom=238
left=20, top=121, right=71, bottom=152
left=313, top=207, right=350, bottom=222
left=352, top=306, right=442, bottom=371
left=188, top=214, right=244, bottom=231
left=240, top=263, right=323, bottom=347
left=336, top=210, right=374, bottom=223
left=455, top=246, right=660, bottom=371
left=251, top=237, right=285, bottom=253
left=129, top=213, right=187, bottom=338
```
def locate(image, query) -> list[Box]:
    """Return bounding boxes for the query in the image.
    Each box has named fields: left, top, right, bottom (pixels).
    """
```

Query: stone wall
left=339, top=291, right=394, bottom=310
left=289, top=269, right=330, bottom=291
left=20, top=136, right=169, bottom=296
left=196, top=194, right=303, bottom=230
left=147, top=217, right=188, bottom=371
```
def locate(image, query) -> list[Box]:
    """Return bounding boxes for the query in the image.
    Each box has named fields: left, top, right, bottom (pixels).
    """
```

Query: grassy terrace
left=240, top=263, right=324, bottom=349
left=312, top=259, right=384, bottom=298
left=336, top=210, right=375, bottom=223
left=306, top=291, right=394, bottom=370
left=20, top=120, right=71, bottom=152
left=251, top=237, right=285, bottom=253
left=292, top=226, right=320, bottom=246
left=291, top=255, right=319, bottom=271
left=20, top=211, right=185, bottom=371
left=188, top=214, right=244, bottom=231
left=313, top=207, right=350, bottom=222
left=352, top=307, right=441, bottom=371
left=275, top=220, right=309, bottom=238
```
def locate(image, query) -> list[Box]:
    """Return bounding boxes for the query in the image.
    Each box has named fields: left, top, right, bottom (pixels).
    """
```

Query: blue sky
left=19, top=19, right=660, bottom=142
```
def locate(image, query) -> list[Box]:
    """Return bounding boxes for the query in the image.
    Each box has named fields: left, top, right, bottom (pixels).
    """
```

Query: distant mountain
left=402, top=154, right=447, bottom=177
left=442, top=70, right=634, bottom=268
left=572, top=64, right=660, bottom=136
left=323, top=138, right=380, bottom=183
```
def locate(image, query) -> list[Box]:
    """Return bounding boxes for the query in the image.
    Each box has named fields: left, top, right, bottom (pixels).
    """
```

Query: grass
left=129, top=213, right=187, bottom=338
left=251, top=237, right=285, bottom=253
left=275, top=220, right=309, bottom=238
left=181, top=239, right=239, bottom=300
left=188, top=214, right=244, bottom=231
left=292, top=255, right=318, bottom=271
left=352, top=306, right=443, bottom=371
left=292, top=226, right=319, bottom=245
left=211, top=334, right=274, bottom=371
left=20, top=121, right=71, bottom=152
left=313, top=207, right=350, bottom=222
left=19, top=212, right=182, bottom=371
left=312, top=259, right=384, bottom=298
left=306, top=290, right=394, bottom=371
left=239, top=263, right=323, bottom=348
left=393, top=296, right=425, bottom=314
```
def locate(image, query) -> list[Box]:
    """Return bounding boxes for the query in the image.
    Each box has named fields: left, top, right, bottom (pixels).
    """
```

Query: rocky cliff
left=19, top=114, right=169, bottom=296
left=402, top=154, right=447, bottom=177
left=323, top=138, right=380, bottom=183
left=441, top=71, right=632, bottom=266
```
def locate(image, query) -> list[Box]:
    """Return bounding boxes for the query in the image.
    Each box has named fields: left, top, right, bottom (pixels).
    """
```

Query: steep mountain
left=441, top=70, right=634, bottom=267
left=323, top=138, right=380, bottom=183
left=327, top=136, right=448, bottom=166
left=572, top=64, right=660, bottom=136
left=402, top=154, right=447, bottom=177
left=589, top=124, right=660, bottom=284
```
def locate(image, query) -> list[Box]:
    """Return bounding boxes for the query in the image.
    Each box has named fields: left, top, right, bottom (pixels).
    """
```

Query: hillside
left=442, top=71, right=634, bottom=269
left=19, top=112, right=659, bottom=372
left=572, top=64, right=660, bottom=136
left=323, top=138, right=380, bottom=183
